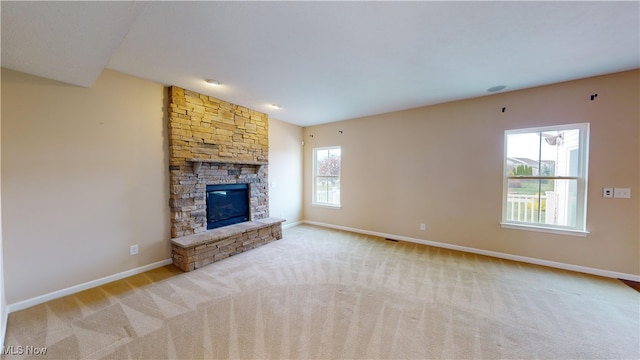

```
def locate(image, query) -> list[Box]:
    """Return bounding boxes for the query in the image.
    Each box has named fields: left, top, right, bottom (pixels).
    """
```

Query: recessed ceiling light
left=205, top=79, right=221, bottom=86
left=270, top=104, right=282, bottom=110
left=487, top=85, right=507, bottom=92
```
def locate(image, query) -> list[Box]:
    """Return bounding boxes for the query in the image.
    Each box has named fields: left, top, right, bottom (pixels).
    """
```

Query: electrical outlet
left=420, top=223, right=426, bottom=231
left=603, top=188, right=613, bottom=198
left=130, top=244, right=139, bottom=256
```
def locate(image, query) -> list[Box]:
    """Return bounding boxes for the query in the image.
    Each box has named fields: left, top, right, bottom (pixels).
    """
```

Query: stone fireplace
left=167, top=86, right=283, bottom=271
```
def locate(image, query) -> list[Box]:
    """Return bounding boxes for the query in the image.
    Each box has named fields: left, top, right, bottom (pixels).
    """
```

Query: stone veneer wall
left=168, top=86, right=269, bottom=238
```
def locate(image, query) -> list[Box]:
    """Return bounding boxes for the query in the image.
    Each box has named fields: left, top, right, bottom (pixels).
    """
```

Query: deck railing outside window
left=506, top=192, right=558, bottom=224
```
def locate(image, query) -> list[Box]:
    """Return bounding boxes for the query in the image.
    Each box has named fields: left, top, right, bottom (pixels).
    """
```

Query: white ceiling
left=2, top=1, right=638, bottom=126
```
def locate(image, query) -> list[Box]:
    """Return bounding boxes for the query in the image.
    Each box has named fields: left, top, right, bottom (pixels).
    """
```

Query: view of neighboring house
left=505, top=128, right=583, bottom=227
left=506, top=157, right=555, bottom=176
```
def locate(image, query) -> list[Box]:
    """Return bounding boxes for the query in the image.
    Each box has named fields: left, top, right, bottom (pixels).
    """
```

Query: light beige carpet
left=4, top=224, right=639, bottom=359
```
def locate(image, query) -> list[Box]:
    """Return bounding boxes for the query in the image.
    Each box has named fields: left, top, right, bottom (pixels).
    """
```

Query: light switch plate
left=613, top=188, right=631, bottom=199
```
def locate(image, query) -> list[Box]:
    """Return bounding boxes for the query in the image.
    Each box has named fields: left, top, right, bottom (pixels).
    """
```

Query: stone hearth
left=171, top=217, right=284, bottom=271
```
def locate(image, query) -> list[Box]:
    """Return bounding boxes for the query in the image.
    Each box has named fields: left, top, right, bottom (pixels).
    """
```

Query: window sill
left=500, top=222, right=589, bottom=237
left=312, top=203, right=342, bottom=209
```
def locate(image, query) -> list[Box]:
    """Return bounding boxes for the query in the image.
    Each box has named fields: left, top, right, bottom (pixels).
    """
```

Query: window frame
left=312, top=146, right=342, bottom=208
left=501, top=123, right=590, bottom=236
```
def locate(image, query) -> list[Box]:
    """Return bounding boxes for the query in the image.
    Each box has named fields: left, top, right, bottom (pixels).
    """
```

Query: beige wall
left=304, top=70, right=640, bottom=276
left=269, top=118, right=304, bottom=224
left=1, top=68, right=170, bottom=304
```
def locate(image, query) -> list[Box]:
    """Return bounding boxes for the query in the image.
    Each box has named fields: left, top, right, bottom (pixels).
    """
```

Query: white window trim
left=312, top=203, right=342, bottom=209
left=500, top=222, right=589, bottom=237
left=501, top=123, right=590, bottom=234
left=312, top=146, right=342, bottom=208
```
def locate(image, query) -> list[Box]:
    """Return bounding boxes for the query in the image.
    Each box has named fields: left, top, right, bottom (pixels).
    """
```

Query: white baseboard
left=282, top=220, right=303, bottom=229
left=7, top=259, right=173, bottom=314
left=302, top=220, right=640, bottom=282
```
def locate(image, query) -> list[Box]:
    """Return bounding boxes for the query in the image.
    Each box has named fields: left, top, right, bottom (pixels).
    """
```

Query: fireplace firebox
left=206, top=184, right=250, bottom=229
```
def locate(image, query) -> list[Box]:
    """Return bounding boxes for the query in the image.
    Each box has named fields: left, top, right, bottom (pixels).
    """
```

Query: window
left=502, top=123, right=589, bottom=235
left=313, top=146, right=341, bottom=207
